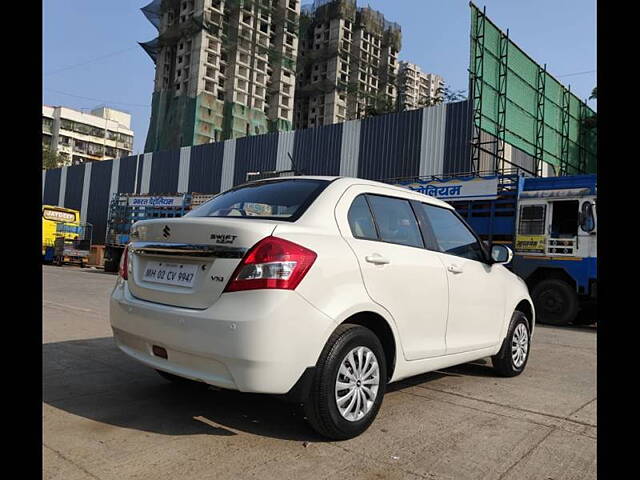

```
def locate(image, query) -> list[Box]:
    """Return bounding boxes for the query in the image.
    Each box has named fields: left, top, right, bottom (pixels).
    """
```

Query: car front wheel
left=304, top=324, right=387, bottom=440
left=491, top=311, right=531, bottom=377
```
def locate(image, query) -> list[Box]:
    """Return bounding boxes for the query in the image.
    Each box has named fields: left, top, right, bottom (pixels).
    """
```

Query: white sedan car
left=110, top=176, right=534, bottom=439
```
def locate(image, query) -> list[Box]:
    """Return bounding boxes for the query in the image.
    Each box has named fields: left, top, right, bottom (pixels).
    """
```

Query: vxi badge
left=211, top=233, right=238, bottom=244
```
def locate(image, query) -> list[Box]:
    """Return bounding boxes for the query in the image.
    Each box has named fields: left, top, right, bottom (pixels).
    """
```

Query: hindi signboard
left=127, top=196, right=185, bottom=207
left=515, top=235, right=546, bottom=253
left=395, top=177, right=499, bottom=202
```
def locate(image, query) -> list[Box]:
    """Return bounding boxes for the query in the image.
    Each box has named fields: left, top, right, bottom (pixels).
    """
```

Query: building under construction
left=294, top=0, right=402, bottom=129
left=140, top=0, right=301, bottom=152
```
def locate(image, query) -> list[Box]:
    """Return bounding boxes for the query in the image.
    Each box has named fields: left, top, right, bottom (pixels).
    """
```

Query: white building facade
left=42, top=105, right=134, bottom=165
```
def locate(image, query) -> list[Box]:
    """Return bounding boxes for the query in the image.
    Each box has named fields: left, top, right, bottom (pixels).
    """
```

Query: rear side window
left=187, top=179, right=329, bottom=221
left=347, top=195, right=378, bottom=240
left=421, top=204, right=485, bottom=262
left=366, top=195, right=424, bottom=248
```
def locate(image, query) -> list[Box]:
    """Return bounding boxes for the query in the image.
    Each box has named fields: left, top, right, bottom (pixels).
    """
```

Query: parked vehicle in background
left=103, top=192, right=214, bottom=272
left=110, top=176, right=534, bottom=439
left=396, top=172, right=597, bottom=326
left=512, top=175, right=596, bottom=325
left=42, top=205, right=92, bottom=267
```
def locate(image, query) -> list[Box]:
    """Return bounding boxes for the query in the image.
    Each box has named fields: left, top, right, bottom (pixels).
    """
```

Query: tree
left=345, top=83, right=397, bottom=119
left=589, top=86, right=597, bottom=100
left=443, top=86, right=467, bottom=103
left=42, top=147, right=67, bottom=170
left=415, top=83, right=467, bottom=109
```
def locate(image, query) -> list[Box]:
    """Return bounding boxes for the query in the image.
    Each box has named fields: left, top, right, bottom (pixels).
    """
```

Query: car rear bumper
left=110, top=279, right=336, bottom=394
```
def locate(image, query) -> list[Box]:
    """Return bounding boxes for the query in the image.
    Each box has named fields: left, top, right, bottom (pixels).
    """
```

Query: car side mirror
left=491, top=244, right=513, bottom=265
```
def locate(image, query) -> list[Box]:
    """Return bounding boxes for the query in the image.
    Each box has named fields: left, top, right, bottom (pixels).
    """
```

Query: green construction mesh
left=470, top=4, right=596, bottom=174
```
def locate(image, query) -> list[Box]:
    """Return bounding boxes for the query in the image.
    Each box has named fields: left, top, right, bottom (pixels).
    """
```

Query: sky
left=43, top=0, right=596, bottom=155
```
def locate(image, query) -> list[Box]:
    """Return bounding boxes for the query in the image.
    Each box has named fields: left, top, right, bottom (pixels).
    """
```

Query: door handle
left=365, top=254, right=391, bottom=265
left=447, top=264, right=464, bottom=274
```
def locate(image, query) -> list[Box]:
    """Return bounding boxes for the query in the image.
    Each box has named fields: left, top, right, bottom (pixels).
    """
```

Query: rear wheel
left=573, top=302, right=597, bottom=325
left=531, top=279, right=578, bottom=326
left=304, top=324, right=387, bottom=440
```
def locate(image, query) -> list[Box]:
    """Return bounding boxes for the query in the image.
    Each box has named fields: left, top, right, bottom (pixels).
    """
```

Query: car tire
left=104, top=247, right=122, bottom=273
left=303, top=323, right=387, bottom=440
left=531, top=279, right=579, bottom=326
left=572, top=302, right=597, bottom=326
left=492, top=311, right=531, bottom=377
left=103, top=257, right=117, bottom=273
left=156, top=369, right=205, bottom=388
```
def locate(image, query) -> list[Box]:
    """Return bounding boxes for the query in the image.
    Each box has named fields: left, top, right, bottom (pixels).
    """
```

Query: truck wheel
left=303, top=324, right=387, bottom=440
left=531, top=279, right=578, bottom=326
left=103, top=247, right=122, bottom=273
left=573, top=303, right=597, bottom=326
left=492, top=311, right=531, bottom=377
left=103, top=257, right=117, bottom=273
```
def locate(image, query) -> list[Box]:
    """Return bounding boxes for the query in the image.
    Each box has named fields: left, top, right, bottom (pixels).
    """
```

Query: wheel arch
left=514, top=299, right=535, bottom=335
left=338, top=311, right=398, bottom=381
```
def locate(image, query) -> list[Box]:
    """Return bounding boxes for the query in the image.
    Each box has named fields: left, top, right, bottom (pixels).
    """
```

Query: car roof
left=253, top=175, right=453, bottom=209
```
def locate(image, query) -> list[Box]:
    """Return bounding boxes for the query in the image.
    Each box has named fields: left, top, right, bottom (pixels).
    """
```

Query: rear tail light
left=119, top=245, right=129, bottom=280
left=224, top=236, right=317, bottom=293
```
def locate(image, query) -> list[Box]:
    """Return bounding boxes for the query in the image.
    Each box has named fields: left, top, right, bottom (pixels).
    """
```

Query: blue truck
left=396, top=172, right=597, bottom=326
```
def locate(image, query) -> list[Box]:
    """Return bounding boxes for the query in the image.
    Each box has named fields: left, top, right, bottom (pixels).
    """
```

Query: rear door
left=336, top=186, right=449, bottom=360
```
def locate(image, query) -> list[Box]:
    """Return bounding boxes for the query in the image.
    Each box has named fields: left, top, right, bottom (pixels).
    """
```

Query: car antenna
left=287, top=152, right=303, bottom=176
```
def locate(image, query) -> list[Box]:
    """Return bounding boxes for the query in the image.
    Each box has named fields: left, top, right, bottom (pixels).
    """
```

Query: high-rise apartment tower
left=140, top=0, right=301, bottom=152
left=294, top=0, right=401, bottom=129
left=397, top=61, right=444, bottom=111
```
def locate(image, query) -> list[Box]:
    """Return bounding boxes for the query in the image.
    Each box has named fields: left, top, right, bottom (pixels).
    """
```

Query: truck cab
left=512, top=175, right=597, bottom=325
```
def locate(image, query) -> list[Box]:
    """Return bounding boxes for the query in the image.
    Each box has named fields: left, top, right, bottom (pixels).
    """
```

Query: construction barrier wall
left=42, top=100, right=534, bottom=245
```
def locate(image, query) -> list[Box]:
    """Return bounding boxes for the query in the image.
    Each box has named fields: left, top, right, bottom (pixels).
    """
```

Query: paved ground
left=43, top=265, right=596, bottom=480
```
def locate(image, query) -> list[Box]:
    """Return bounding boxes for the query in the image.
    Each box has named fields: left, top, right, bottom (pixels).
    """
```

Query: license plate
left=143, top=261, right=198, bottom=288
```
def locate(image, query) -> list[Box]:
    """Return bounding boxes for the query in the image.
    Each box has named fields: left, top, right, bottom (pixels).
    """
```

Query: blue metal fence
left=42, top=100, right=534, bottom=245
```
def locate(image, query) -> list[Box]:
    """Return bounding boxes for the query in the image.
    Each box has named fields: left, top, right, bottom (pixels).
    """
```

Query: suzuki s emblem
left=162, top=225, right=171, bottom=238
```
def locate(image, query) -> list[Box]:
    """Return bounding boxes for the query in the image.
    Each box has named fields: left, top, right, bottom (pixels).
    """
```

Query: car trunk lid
left=126, top=218, right=276, bottom=309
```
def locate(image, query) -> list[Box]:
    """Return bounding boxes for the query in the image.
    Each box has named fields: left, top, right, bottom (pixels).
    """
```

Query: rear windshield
left=186, top=179, right=330, bottom=221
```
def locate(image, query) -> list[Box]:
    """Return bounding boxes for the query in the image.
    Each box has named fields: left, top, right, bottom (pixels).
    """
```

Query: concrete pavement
left=43, top=265, right=596, bottom=480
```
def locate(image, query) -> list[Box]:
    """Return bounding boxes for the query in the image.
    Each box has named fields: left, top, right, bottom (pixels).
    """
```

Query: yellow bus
left=42, top=205, right=81, bottom=257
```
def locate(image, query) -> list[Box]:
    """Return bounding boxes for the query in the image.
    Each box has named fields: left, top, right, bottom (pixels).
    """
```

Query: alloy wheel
left=511, top=323, right=529, bottom=368
left=334, top=346, right=380, bottom=422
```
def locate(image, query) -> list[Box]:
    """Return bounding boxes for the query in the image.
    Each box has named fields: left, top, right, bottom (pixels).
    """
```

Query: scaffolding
left=141, top=0, right=297, bottom=151
left=496, top=28, right=509, bottom=174
left=533, top=64, right=546, bottom=176
left=469, top=4, right=486, bottom=173
left=468, top=2, right=596, bottom=176
left=559, top=86, right=571, bottom=176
